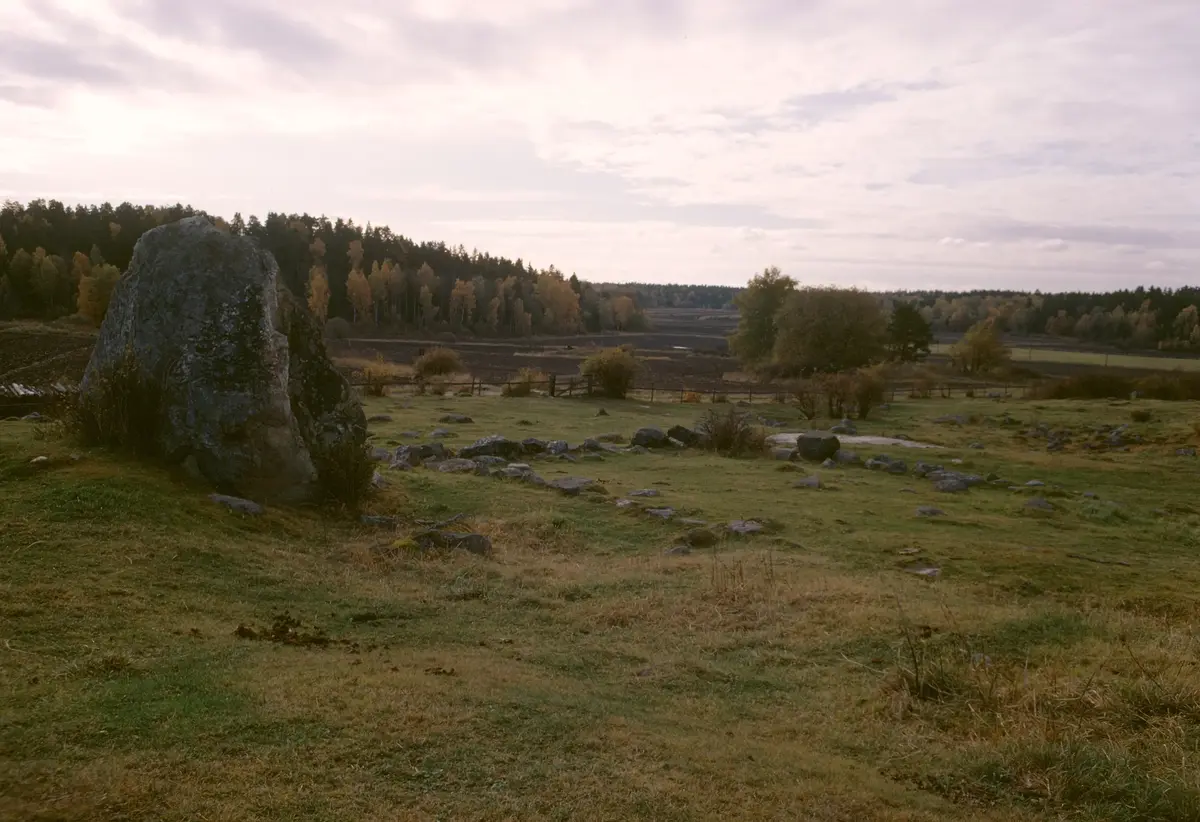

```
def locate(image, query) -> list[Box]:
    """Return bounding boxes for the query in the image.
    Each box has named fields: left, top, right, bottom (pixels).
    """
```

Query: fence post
left=650, top=384, right=655, bottom=403
left=748, top=389, right=753, bottom=405
left=679, top=388, right=684, bottom=403
left=586, top=375, right=594, bottom=396
left=549, top=374, right=556, bottom=397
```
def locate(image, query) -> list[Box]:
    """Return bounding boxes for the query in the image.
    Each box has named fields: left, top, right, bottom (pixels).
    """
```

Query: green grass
left=3, top=392, right=1200, bottom=820
left=931, top=342, right=1200, bottom=372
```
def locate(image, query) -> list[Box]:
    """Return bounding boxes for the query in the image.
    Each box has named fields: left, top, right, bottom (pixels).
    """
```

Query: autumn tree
left=346, top=268, right=372, bottom=323
left=771, top=287, right=886, bottom=375
left=885, top=302, right=934, bottom=362
left=731, top=266, right=796, bottom=366
left=367, top=261, right=389, bottom=325
left=535, top=272, right=581, bottom=333
left=950, top=318, right=1010, bottom=374
left=419, top=285, right=437, bottom=329
left=612, top=295, right=637, bottom=330
left=448, top=279, right=476, bottom=329
left=307, top=236, right=330, bottom=321
left=77, top=263, right=122, bottom=326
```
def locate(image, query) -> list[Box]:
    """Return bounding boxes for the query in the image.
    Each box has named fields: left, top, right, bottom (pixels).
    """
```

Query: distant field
left=932, top=343, right=1200, bottom=373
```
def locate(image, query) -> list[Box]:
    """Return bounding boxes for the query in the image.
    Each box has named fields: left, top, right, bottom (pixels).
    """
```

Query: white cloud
left=0, top=0, right=1197, bottom=289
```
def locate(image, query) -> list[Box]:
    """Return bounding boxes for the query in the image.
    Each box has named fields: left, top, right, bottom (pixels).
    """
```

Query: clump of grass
left=696, top=407, right=766, bottom=457
left=1130, top=408, right=1153, bottom=423
left=682, top=391, right=702, bottom=404
left=311, top=436, right=374, bottom=510
left=413, top=347, right=463, bottom=379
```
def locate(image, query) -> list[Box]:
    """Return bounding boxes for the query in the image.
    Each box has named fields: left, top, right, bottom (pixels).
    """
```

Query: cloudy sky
left=1, top=0, right=1197, bottom=290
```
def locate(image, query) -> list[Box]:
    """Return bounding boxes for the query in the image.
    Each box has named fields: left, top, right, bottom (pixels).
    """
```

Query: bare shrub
left=414, top=347, right=463, bottom=379
left=696, top=407, right=767, bottom=457
left=66, top=348, right=164, bottom=458
left=503, top=367, right=545, bottom=398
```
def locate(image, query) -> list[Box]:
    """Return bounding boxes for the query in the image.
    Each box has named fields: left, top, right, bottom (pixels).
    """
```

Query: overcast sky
left=1, top=0, right=1197, bottom=290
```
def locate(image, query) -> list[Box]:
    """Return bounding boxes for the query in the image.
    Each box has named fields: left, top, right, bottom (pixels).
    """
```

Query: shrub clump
left=696, top=407, right=767, bottom=457
left=414, top=347, right=464, bottom=379
left=502, top=367, right=545, bottom=398
left=323, top=316, right=352, bottom=341
left=311, top=436, right=375, bottom=510
left=580, top=347, right=639, bottom=399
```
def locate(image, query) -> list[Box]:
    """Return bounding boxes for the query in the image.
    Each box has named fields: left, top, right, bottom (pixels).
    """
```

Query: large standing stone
left=795, top=432, right=840, bottom=462
left=80, top=217, right=365, bottom=503
left=632, top=427, right=670, bottom=448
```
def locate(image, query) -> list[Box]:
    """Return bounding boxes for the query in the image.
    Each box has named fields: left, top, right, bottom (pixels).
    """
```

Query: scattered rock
left=80, top=216, right=366, bottom=503
left=632, top=427, right=670, bottom=449
left=935, top=478, right=969, bottom=493
left=667, top=425, right=700, bottom=446
left=933, top=414, right=967, bottom=426
left=834, top=449, right=860, bottom=465
left=596, top=408, right=609, bottom=416
left=550, top=477, right=606, bottom=496
left=371, top=470, right=388, bottom=489
left=369, top=446, right=392, bottom=463
left=520, top=438, right=548, bottom=454
left=663, top=545, right=692, bottom=556
left=1082, top=491, right=1098, bottom=499
left=1025, top=497, right=1055, bottom=512
left=793, top=475, right=822, bottom=489
left=393, top=442, right=448, bottom=467
left=210, top=494, right=264, bottom=516
left=911, top=461, right=943, bottom=478
left=968, top=442, right=984, bottom=450
left=398, top=431, right=421, bottom=439
left=437, top=458, right=478, bottom=474
left=795, top=432, right=840, bottom=462
left=439, top=414, right=473, bottom=424
left=727, top=520, right=765, bottom=535
left=916, top=506, right=945, bottom=517
left=429, top=428, right=455, bottom=439
left=772, top=447, right=797, bottom=461
left=360, top=515, right=397, bottom=527
left=830, top=418, right=858, bottom=435
left=615, top=499, right=636, bottom=509
left=460, top=435, right=524, bottom=460
left=415, top=531, right=492, bottom=555
left=821, top=458, right=837, bottom=469
left=646, top=507, right=676, bottom=519
left=626, top=445, right=650, bottom=455
left=1177, top=447, right=1197, bottom=457
left=1025, top=480, right=1045, bottom=488
left=29, top=456, right=50, bottom=467
left=474, top=455, right=507, bottom=467
left=902, top=562, right=941, bottom=577
left=629, top=489, right=661, bottom=498
left=546, top=440, right=570, bottom=456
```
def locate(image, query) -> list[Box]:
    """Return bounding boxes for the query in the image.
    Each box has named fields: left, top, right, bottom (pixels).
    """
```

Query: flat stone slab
left=769, top=433, right=942, bottom=450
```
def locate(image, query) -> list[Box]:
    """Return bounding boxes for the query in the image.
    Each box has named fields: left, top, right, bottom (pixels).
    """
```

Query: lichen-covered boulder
left=80, top=217, right=366, bottom=503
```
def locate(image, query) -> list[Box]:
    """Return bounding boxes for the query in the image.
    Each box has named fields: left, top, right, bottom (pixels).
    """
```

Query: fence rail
left=347, top=372, right=1031, bottom=403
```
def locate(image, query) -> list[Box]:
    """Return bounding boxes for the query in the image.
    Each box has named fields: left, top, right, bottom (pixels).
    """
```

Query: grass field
left=4, top=392, right=1200, bottom=820
left=931, top=343, right=1200, bottom=373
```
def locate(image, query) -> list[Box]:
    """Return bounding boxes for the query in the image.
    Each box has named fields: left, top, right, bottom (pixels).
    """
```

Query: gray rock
left=394, top=442, right=448, bottom=467
left=834, top=449, right=860, bottom=465
left=360, top=514, right=397, bottom=527
left=795, top=432, right=840, bottom=462
left=865, top=456, right=892, bottom=471
left=933, top=414, right=967, bottom=425
left=580, top=438, right=608, bottom=452
left=615, top=498, right=636, bottom=508
left=29, top=455, right=49, bottom=467
left=663, top=545, right=692, bottom=556
left=500, top=465, right=534, bottom=479
left=520, top=438, right=547, bottom=455
left=80, top=216, right=366, bottom=503
left=1082, top=491, right=1098, bottom=499
left=416, top=531, right=492, bottom=556
left=460, top=435, right=524, bottom=460
left=911, top=461, right=943, bottom=478
left=546, top=440, right=570, bottom=456
left=679, top=518, right=709, bottom=526
left=210, top=494, right=264, bottom=516
left=667, top=425, right=700, bottom=446
left=935, top=478, right=969, bottom=493
left=550, top=477, right=606, bottom=496
left=632, top=427, right=670, bottom=449
left=429, top=428, right=454, bottom=439
left=646, top=507, right=676, bottom=519
left=1177, top=447, right=1197, bottom=457
left=369, top=446, right=392, bottom=463
left=821, top=458, right=837, bottom=469
left=437, top=458, right=478, bottom=474
left=830, top=418, right=858, bottom=435
left=887, top=460, right=908, bottom=474
left=596, top=408, right=609, bottom=416
left=667, top=437, right=687, bottom=449
left=367, top=414, right=393, bottom=423
left=398, top=431, right=421, bottom=439
left=727, top=520, right=765, bottom=535
left=794, top=475, right=822, bottom=489
left=1025, top=480, right=1045, bottom=488
left=629, top=489, right=661, bottom=498
left=387, top=460, right=413, bottom=472
left=439, top=414, right=473, bottom=424
left=1025, top=497, right=1055, bottom=512
left=916, top=506, right=945, bottom=517
left=371, top=470, right=388, bottom=489
left=772, top=447, right=798, bottom=461
left=474, top=455, right=507, bottom=467
left=22, top=412, right=46, bottom=421
left=581, top=454, right=606, bottom=462
left=968, top=442, right=984, bottom=450
left=626, top=445, right=650, bottom=455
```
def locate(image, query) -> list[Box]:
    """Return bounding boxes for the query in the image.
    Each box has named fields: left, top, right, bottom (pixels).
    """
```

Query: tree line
left=0, top=200, right=647, bottom=335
